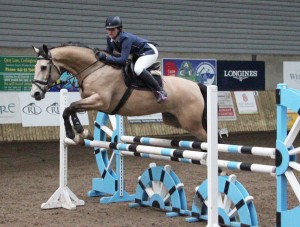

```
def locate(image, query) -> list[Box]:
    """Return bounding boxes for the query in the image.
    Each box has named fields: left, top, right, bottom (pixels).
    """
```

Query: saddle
left=123, top=61, right=163, bottom=90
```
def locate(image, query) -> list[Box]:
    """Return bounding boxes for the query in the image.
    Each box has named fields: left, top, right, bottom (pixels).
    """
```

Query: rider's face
left=106, top=27, right=119, bottom=39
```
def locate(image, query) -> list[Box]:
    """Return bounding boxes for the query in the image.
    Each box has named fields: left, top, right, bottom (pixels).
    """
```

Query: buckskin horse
left=31, top=42, right=208, bottom=144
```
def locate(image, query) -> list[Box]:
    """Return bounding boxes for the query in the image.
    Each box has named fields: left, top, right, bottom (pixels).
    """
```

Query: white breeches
left=134, top=43, right=158, bottom=76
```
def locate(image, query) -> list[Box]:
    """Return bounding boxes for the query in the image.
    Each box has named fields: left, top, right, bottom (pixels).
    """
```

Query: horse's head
left=31, top=44, right=61, bottom=100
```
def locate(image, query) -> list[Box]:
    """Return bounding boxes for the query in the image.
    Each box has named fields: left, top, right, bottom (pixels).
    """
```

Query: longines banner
left=18, top=92, right=89, bottom=127
left=217, top=61, right=265, bottom=91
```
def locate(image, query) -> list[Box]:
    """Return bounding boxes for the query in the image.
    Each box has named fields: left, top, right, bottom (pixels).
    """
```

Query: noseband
left=31, top=52, right=61, bottom=94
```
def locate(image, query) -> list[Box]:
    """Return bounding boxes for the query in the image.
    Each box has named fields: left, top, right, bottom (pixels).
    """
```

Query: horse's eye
left=41, top=65, right=47, bottom=71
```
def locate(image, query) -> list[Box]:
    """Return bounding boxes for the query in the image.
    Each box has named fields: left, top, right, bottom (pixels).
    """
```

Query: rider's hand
left=96, top=52, right=107, bottom=61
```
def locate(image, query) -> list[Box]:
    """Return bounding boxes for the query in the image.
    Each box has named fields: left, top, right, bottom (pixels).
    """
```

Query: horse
left=31, top=42, right=208, bottom=144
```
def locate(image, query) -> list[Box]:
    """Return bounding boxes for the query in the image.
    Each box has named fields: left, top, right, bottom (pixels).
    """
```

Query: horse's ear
left=32, top=46, right=40, bottom=54
left=42, top=44, right=49, bottom=55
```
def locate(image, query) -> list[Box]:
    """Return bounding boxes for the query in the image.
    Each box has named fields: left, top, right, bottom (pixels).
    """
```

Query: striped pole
left=120, top=135, right=275, bottom=157
left=77, top=139, right=208, bottom=161
left=120, top=150, right=203, bottom=165
left=217, top=160, right=275, bottom=174
left=64, top=138, right=276, bottom=174
left=120, top=150, right=275, bottom=174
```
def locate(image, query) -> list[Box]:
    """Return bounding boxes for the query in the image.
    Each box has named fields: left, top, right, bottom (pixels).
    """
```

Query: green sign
left=0, top=56, right=35, bottom=91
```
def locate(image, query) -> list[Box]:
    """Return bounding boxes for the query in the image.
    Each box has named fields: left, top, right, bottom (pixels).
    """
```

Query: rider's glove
left=96, top=52, right=107, bottom=61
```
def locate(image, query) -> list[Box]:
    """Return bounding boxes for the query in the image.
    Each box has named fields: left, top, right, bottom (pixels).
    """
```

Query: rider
left=96, top=15, right=168, bottom=103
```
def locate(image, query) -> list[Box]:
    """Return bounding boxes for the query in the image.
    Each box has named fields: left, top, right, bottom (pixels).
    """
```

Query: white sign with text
left=19, top=92, right=89, bottom=127
left=234, top=91, right=258, bottom=114
left=0, top=92, right=22, bottom=124
left=283, top=61, right=300, bottom=90
left=218, top=91, right=237, bottom=121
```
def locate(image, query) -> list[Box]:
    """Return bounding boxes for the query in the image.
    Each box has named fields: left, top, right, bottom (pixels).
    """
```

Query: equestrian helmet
left=105, top=16, right=122, bottom=28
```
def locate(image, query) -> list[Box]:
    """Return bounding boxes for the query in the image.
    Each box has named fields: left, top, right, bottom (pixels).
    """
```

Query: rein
left=75, top=60, right=105, bottom=89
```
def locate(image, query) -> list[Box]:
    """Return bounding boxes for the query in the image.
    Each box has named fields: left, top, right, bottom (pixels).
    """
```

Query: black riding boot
left=139, top=69, right=168, bottom=103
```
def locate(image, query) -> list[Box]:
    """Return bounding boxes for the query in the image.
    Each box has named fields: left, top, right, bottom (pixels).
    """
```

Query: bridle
left=31, top=52, right=62, bottom=94
left=32, top=46, right=106, bottom=93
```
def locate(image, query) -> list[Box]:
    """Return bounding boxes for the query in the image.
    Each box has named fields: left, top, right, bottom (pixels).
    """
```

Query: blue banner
left=217, top=61, right=265, bottom=91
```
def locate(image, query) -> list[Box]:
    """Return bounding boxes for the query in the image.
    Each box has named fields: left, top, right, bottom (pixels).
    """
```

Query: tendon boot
left=139, top=69, right=168, bottom=103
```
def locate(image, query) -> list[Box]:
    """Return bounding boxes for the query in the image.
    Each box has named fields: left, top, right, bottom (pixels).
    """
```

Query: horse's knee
left=62, top=107, right=70, bottom=120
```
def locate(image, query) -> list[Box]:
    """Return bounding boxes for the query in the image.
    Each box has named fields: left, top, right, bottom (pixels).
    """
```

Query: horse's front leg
left=65, top=95, right=105, bottom=143
left=62, top=106, right=75, bottom=139
left=63, top=106, right=91, bottom=144
left=70, top=113, right=84, bottom=134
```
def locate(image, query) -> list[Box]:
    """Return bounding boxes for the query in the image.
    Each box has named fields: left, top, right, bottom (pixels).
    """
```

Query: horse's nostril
left=34, top=91, right=41, bottom=99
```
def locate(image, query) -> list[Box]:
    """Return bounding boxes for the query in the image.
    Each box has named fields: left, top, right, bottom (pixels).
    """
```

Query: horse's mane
left=50, top=41, right=93, bottom=50
left=48, top=41, right=118, bottom=68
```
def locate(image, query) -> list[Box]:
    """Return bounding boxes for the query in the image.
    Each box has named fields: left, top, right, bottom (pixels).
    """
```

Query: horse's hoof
left=81, top=129, right=93, bottom=140
left=73, top=134, right=85, bottom=146
left=64, top=137, right=76, bottom=145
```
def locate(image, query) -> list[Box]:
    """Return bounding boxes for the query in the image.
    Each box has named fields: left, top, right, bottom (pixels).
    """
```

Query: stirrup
left=155, top=90, right=168, bottom=103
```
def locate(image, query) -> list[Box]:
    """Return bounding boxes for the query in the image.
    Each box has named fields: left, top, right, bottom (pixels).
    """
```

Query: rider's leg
left=139, top=69, right=168, bottom=103
left=134, top=44, right=167, bottom=103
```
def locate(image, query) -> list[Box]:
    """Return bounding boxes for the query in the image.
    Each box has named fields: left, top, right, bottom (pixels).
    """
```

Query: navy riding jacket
left=105, top=32, right=156, bottom=66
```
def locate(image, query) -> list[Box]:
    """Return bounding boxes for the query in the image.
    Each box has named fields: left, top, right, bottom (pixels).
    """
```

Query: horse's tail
left=198, top=83, right=207, bottom=132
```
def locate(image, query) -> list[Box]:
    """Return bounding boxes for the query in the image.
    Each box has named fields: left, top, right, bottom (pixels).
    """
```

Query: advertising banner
left=287, top=110, right=298, bottom=130
left=0, top=56, right=79, bottom=92
left=0, top=92, right=22, bottom=124
left=127, top=113, right=162, bottom=123
left=217, top=61, right=265, bottom=91
left=283, top=61, right=300, bottom=90
left=19, top=92, right=89, bottom=127
left=0, top=56, right=35, bottom=91
left=162, top=58, right=217, bottom=85
left=218, top=91, right=236, bottom=121
left=234, top=91, right=258, bottom=114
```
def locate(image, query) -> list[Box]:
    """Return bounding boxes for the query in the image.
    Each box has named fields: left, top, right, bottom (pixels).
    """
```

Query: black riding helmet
left=105, top=16, right=122, bottom=28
